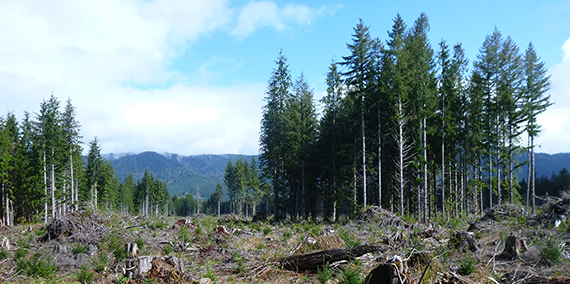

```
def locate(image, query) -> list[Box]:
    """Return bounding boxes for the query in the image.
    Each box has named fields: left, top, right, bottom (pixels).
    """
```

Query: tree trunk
left=44, top=153, right=48, bottom=224
left=398, top=99, right=404, bottom=216
left=362, top=109, right=367, bottom=208
left=378, top=107, right=382, bottom=208
left=423, top=116, right=428, bottom=222
left=530, top=137, right=536, bottom=215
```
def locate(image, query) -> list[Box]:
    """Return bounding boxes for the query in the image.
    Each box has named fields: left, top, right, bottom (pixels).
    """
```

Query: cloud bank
left=0, top=0, right=334, bottom=155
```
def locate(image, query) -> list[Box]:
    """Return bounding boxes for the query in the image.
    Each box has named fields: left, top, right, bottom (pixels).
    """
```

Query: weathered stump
left=451, top=231, right=478, bottom=252
left=498, top=234, right=527, bottom=260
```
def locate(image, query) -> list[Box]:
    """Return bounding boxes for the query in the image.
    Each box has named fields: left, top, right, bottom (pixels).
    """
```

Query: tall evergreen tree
left=340, top=19, right=374, bottom=209
left=522, top=42, right=552, bottom=214
left=85, top=137, right=103, bottom=209
left=260, top=50, right=293, bottom=217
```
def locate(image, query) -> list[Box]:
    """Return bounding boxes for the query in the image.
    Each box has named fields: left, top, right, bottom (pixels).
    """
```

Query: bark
left=280, top=244, right=383, bottom=271
left=362, top=108, right=367, bottom=208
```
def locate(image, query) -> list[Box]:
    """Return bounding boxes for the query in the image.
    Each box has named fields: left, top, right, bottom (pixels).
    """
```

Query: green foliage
left=317, top=265, right=334, bottom=284
left=179, top=226, right=191, bottom=243
left=75, top=265, right=95, bottom=284
left=149, top=219, right=167, bottom=230
left=136, top=235, right=145, bottom=251
left=162, top=244, right=174, bottom=255
left=282, top=231, right=292, bottom=242
left=540, top=237, right=562, bottom=266
left=458, top=254, right=477, bottom=275
left=339, top=228, right=361, bottom=249
left=105, top=234, right=127, bottom=261
left=16, top=251, right=56, bottom=279
left=249, top=222, right=261, bottom=232
left=232, top=252, right=246, bottom=274
left=0, top=248, right=8, bottom=260
left=72, top=243, right=87, bottom=254
left=338, top=263, right=363, bottom=284
left=14, top=247, right=28, bottom=261
left=204, top=267, right=218, bottom=283
left=93, top=253, right=108, bottom=273
left=263, top=226, right=272, bottom=235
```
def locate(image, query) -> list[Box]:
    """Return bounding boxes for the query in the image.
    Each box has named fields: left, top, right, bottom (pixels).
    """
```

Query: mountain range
left=106, top=151, right=570, bottom=198
left=106, top=152, right=256, bottom=199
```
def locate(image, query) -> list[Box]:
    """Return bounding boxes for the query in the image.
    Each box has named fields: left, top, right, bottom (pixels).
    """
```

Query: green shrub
left=14, top=247, right=28, bottom=261
left=249, top=223, right=261, bottom=232
left=75, top=265, right=95, bottom=283
left=204, top=268, right=217, bottom=283
left=136, top=235, right=145, bottom=251
left=106, top=235, right=127, bottom=261
left=263, top=226, right=272, bottom=235
left=338, top=264, right=363, bottom=284
left=162, top=245, right=174, bottom=255
left=179, top=226, right=191, bottom=243
left=17, top=251, right=56, bottom=279
left=282, top=231, right=292, bottom=242
left=540, top=238, right=562, bottom=266
left=149, top=219, right=166, bottom=230
left=93, top=253, right=108, bottom=272
left=72, top=243, right=87, bottom=254
left=339, top=229, right=361, bottom=249
left=317, top=265, right=333, bottom=284
left=458, top=254, right=476, bottom=275
left=232, top=252, right=246, bottom=274
left=0, top=248, right=8, bottom=260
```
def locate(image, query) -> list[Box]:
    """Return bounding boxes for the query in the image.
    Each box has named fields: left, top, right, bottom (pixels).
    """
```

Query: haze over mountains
left=106, top=151, right=570, bottom=198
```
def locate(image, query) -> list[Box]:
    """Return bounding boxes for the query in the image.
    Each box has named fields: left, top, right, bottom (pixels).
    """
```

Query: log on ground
left=280, top=244, right=383, bottom=271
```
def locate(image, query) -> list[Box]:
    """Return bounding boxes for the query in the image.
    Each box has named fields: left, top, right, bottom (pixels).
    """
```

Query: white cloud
left=536, top=37, right=570, bottom=153
left=232, top=1, right=338, bottom=38
left=0, top=0, right=335, bottom=155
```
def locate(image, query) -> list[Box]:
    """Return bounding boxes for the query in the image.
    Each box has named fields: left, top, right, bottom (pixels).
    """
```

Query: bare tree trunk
left=530, top=137, right=536, bottom=215
left=423, top=117, right=428, bottom=222
left=44, top=153, right=48, bottom=224
left=70, top=151, right=74, bottom=212
left=526, top=135, right=531, bottom=213
left=377, top=108, right=382, bottom=208
left=51, top=162, right=56, bottom=219
left=361, top=108, right=367, bottom=208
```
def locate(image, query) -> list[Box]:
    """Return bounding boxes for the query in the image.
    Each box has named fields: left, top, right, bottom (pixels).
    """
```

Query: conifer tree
left=260, top=51, right=292, bottom=217
left=522, top=42, right=552, bottom=214
left=85, top=137, right=103, bottom=209
left=340, top=19, right=374, bottom=209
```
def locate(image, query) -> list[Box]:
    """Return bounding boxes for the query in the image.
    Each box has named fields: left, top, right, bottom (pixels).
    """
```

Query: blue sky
left=1, top=0, right=569, bottom=155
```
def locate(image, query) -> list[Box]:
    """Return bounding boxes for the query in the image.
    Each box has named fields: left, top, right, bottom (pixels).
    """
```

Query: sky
left=1, top=0, right=569, bottom=156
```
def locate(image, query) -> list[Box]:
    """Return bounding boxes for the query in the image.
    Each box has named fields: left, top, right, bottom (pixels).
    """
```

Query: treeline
left=0, top=95, right=197, bottom=224
left=521, top=168, right=570, bottom=200
left=259, top=13, right=552, bottom=221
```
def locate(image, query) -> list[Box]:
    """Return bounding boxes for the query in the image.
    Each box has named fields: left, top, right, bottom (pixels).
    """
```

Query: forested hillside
left=109, top=152, right=256, bottom=199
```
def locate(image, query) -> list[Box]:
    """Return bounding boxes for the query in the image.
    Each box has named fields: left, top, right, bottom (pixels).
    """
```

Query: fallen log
left=280, top=244, right=383, bottom=271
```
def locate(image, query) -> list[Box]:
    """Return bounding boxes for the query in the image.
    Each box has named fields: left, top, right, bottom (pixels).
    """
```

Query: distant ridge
left=107, top=151, right=569, bottom=198
left=109, top=152, right=257, bottom=199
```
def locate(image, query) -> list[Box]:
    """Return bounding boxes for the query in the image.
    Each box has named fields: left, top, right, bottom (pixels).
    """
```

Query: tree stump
left=364, top=258, right=413, bottom=284
left=451, top=231, right=478, bottom=252
left=498, top=234, right=526, bottom=260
